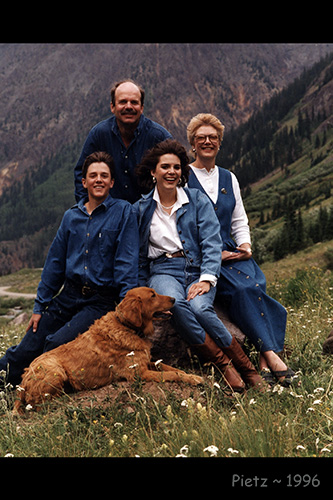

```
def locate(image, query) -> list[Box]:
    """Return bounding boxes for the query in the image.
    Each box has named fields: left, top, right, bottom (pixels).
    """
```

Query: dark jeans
left=0, top=281, right=117, bottom=387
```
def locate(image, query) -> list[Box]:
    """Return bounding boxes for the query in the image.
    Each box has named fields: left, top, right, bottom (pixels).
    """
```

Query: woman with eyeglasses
left=187, top=114, right=296, bottom=387
left=134, top=139, right=265, bottom=392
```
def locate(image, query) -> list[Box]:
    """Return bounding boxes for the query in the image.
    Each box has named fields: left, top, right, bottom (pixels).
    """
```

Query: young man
left=0, top=151, right=139, bottom=387
left=74, top=79, right=172, bottom=204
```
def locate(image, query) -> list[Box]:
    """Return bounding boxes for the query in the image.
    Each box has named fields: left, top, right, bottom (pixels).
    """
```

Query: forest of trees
left=218, top=51, right=333, bottom=189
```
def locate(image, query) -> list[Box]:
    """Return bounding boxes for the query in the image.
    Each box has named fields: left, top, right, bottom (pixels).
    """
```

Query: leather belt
left=65, top=279, right=118, bottom=298
left=165, top=250, right=185, bottom=258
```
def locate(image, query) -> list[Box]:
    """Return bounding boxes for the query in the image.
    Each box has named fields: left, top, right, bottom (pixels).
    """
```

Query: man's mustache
left=121, top=109, right=137, bottom=115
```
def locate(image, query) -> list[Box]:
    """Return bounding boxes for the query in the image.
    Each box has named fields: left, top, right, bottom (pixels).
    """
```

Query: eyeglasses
left=194, top=134, right=219, bottom=144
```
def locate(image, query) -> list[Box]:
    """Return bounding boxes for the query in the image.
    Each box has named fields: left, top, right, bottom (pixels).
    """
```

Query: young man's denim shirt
left=74, top=114, right=172, bottom=204
left=133, top=187, right=223, bottom=285
left=34, top=195, right=139, bottom=313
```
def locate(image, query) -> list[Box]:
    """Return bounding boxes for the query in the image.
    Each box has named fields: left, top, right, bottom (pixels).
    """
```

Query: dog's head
left=116, top=287, right=175, bottom=336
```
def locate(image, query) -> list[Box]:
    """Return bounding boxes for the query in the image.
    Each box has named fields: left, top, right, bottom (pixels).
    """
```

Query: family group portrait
left=0, top=43, right=333, bottom=471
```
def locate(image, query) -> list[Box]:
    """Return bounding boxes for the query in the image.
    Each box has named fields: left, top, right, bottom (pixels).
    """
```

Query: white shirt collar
left=190, top=164, right=217, bottom=176
left=153, top=186, right=189, bottom=213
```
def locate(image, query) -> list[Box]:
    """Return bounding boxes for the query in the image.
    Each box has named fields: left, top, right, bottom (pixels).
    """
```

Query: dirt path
left=0, top=286, right=36, bottom=300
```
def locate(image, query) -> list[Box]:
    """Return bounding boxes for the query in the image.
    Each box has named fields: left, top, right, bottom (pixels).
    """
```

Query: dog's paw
left=190, top=374, right=204, bottom=385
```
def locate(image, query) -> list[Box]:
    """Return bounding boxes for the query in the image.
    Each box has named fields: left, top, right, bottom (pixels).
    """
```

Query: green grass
left=0, top=262, right=332, bottom=458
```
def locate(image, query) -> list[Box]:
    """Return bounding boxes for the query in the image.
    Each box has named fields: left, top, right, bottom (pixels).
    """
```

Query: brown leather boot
left=222, top=337, right=266, bottom=392
left=192, top=333, right=245, bottom=392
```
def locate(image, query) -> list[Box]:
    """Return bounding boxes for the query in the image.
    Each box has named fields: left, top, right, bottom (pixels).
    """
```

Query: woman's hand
left=187, top=281, right=211, bottom=301
left=222, top=245, right=252, bottom=262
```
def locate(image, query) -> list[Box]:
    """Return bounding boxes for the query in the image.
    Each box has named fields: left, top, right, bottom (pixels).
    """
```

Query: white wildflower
left=203, top=445, right=219, bottom=457
left=289, top=391, right=303, bottom=398
left=296, top=445, right=306, bottom=451
left=126, top=351, right=135, bottom=357
left=227, top=447, right=239, bottom=454
left=249, top=398, right=256, bottom=405
left=320, top=447, right=331, bottom=453
left=176, top=445, right=189, bottom=457
left=272, top=384, right=284, bottom=394
left=25, top=404, right=33, bottom=411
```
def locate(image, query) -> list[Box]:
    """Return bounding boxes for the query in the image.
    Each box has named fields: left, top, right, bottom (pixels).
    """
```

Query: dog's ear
left=117, top=296, right=143, bottom=328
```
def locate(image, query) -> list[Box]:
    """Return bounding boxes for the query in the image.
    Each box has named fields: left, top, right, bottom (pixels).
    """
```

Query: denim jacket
left=34, top=195, right=139, bottom=313
left=133, top=187, right=222, bottom=285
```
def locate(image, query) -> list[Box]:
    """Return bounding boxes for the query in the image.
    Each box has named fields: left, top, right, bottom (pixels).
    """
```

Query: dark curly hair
left=136, top=139, right=190, bottom=194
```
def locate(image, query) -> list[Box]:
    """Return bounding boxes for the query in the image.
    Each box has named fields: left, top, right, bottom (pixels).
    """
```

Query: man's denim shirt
left=34, top=195, right=139, bottom=313
left=133, top=188, right=223, bottom=285
left=74, top=114, right=172, bottom=204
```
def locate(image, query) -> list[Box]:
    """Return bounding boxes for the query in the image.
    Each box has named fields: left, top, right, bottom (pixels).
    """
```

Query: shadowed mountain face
left=1, top=42, right=332, bottom=193
left=0, top=42, right=332, bottom=274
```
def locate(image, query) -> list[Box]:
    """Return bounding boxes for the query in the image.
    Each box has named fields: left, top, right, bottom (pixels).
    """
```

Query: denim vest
left=188, top=167, right=236, bottom=251
left=133, top=187, right=222, bottom=284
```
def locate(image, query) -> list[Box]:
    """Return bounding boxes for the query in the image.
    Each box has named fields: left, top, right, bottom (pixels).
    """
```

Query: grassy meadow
left=0, top=245, right=332, bottom=461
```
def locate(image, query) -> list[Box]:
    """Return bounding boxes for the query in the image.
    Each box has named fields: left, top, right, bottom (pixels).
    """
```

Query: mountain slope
left=1, top=43, right=333, bottom=274
left=219, top=52, right=333, bottom=263
left=1, top=42, right=332, bottom=195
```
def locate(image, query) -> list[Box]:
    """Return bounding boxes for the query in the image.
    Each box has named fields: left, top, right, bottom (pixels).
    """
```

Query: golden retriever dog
left=13, top=287, right=203, bottom=414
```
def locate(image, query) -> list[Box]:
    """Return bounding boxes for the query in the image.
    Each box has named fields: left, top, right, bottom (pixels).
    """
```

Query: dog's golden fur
left=13, top=287, right=203, bottom=414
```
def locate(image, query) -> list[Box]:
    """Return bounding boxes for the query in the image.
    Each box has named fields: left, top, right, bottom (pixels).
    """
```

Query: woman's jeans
left=0, top=281, right=117, bottom=387
left=148, top=256, right=232, bottom=349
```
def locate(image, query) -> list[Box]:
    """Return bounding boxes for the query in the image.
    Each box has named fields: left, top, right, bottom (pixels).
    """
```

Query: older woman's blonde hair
left=186, top=113, right=225, bottom=146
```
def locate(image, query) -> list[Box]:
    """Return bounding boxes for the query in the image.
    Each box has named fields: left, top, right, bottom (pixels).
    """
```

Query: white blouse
left=148, top=186, right=217, bottom=286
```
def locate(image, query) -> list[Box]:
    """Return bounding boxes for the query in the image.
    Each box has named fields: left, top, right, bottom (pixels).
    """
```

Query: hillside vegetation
left=0, top=248, right=332, bottom=459
left=0, top=49, right=332, bottom=274
left=217, top=52, right=333, bottom=264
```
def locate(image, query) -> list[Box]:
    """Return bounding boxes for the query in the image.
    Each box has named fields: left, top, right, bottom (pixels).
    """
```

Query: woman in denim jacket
left=134, top=139, right=264, bottom=392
